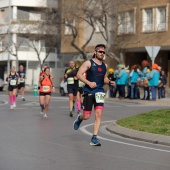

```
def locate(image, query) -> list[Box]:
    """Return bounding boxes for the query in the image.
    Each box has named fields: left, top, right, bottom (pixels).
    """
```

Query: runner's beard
left=96, top=55, right=103, bottom=61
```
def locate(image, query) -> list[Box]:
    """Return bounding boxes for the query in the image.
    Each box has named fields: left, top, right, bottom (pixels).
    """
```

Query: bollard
left=33, top=84, right=38, bottom=96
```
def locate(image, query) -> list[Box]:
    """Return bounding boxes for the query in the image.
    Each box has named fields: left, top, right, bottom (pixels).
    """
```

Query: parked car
left=60, top=80, right=68, bottom=96
left=0, top=78, right=4, bottom=91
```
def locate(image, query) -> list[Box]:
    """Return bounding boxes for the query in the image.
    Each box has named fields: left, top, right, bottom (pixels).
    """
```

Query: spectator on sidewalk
left=147, top=64, right=160, bottom=101
left=115, top=64, right=128, bottom=99
left=140, top=60, right=150, bottom=100
left=129, top=65, right=140, bottom=99
left=108, top=68, right=116, bottom=97
left=158, top=70, right=167, bottom=99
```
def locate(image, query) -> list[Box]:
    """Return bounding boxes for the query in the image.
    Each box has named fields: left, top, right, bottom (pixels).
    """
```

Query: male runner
left=64, top=61, right=78, bottom=117
left=73, top=44, right=115, bottom=146
left=17, top=65, right=26, bottom=101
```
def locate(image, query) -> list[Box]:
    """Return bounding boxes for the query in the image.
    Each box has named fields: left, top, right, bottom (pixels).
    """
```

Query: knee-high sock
left=9, top=97, right=13, bottom=105
left=13, top=95, right=16, bottom=103
left=76, top=101, right=81, bottom=111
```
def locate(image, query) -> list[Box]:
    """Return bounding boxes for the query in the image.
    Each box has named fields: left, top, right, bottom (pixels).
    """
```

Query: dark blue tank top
left=8, top=72, right=18, bottom=86
left=84, top=59, right=106, bottom=93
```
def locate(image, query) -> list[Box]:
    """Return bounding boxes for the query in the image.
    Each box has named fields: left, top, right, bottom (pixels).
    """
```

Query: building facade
left=116, top=0, right=170, bottom=86
left=0, top=0, right=63, bottom=86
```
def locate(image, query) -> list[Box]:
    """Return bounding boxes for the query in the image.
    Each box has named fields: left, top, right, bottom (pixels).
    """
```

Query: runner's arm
left=6, top=73, right=10, bottom=82
left=76, top=61, right=91, bottom=86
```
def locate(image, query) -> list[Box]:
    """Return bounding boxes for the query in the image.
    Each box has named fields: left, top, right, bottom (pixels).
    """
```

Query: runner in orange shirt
left=39, top=67, right=55, bottom=118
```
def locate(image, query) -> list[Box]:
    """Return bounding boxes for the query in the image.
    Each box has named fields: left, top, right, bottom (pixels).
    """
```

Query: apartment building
left=116, top=0, right=170, bottom=86
left=0, top=0, right=62, bottom=86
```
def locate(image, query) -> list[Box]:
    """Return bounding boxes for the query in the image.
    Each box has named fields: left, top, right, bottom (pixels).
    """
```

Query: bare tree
left=61, top=0, right=98, bottom=60
left=62, top=0, right=160, bottom=67
left=21, top=6, right=60, bottom=70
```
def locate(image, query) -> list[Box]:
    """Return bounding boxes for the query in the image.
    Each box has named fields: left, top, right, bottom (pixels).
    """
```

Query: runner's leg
left=44, top=95, right=51, bottom=118
left=69, top=93, right=74, bottom=116
left=76, top=91, right=81, bottom=114
left=9, top=90, right=13, bottom=109
left=12, top=88, right=17, bottom=107
left=21, top=86, right=25, bottom=100
left=39, top=95, right=45, bottom=114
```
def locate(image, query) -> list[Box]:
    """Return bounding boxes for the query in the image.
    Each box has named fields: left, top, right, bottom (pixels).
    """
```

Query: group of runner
left=6, top=44, right=115, bottom=146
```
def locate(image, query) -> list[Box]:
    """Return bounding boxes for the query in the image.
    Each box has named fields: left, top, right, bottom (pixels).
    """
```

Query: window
left=142, top=6, right=168, bottom=32
left=118, top=10, right=135, bottom=35
left=156, top=7, right=167, bottom=31
left=0, top=9, right=5, bottom=24
left=118, top=13, right=126, bottom=34
left=64, top=19, right=75, bottom=35
left=142, top=8, right=153, bottom=32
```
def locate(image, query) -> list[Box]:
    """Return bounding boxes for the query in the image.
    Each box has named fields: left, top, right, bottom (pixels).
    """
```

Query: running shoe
left=43, top=113, right=47, bottom=118
left=73, top=114, right=82, bottom=130
left=13, top=102, right=16, bottom=108
left=10, top=105, right=13, bottom=109
left=22, top=97, right=25, bottom=101
left=90, top=136, right=101, bottom=146
left=69, top=111, right=73, bottom=117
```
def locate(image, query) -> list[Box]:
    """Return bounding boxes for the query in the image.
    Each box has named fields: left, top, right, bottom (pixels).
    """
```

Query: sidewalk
left=106, top=120, right=170, bottom=146
left=106, top=97, right=170, bottom=146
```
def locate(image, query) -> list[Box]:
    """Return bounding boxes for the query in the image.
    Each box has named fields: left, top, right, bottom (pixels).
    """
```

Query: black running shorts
left=83, top=92, right=104, bottom=111
left=8, top=85, right=18, bottom=91
left=39, top=92, right=51, bottom=96
left=67, top=86, right=78, bottom=96
left=78, top=87, right=84, bottom=94
left=18, top=83, right=25, bottom=89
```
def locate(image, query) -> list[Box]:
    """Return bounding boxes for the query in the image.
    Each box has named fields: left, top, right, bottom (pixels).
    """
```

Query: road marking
left=13, top=108, right=28, bottom=110
left=0, top=100, right=8, bottom=105
left=80, top=121, right=170, bottom=153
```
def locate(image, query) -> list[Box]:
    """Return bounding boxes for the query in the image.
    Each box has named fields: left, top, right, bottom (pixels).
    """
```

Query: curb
left=106, top=121, right=170, bottom=146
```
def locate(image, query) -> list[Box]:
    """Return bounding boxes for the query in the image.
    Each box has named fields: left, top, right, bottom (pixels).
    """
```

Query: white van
left=59, top=80, right=68, bottom=96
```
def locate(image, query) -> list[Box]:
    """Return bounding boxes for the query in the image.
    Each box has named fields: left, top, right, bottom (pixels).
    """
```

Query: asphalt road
left=0, top=91, right=170, bottom=170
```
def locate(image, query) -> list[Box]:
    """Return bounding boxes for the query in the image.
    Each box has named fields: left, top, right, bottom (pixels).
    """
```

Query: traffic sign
left=145, top=46, right=161, bottom=64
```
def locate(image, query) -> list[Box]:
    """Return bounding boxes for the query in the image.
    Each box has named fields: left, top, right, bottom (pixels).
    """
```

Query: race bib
left=95, top=92, right=106, bottom=103
left=10, top=80, right=17, bottom=86
left=42, top=86, right=50, bottom=92
left=20, top=78, right=25, bottom=83
left=79, top=80, right=85, bottom=87
left=67, top=77, right=74, bottom=84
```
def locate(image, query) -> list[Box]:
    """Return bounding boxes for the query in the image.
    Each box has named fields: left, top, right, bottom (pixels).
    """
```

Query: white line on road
left=80, top=121, right=170, bottom=153
left=13, top=108, right=28, bottom=110
left=0, top=100, right=8, bottom=105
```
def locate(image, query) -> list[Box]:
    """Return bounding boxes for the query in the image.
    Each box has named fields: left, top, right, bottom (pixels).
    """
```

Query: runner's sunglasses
left=96, top=50, right=105, bottom=54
